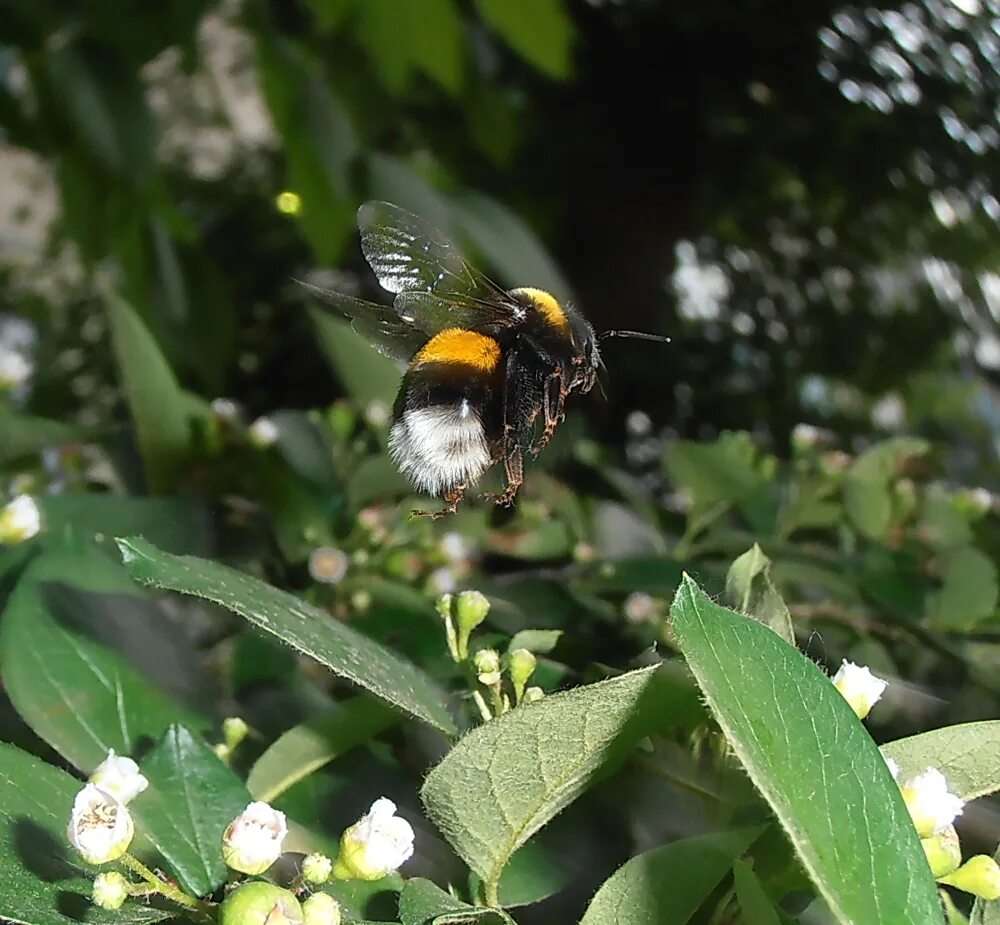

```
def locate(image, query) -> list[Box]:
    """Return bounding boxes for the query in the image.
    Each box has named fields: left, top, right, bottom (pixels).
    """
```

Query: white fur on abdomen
left=388, top=401, right=491, bottom=496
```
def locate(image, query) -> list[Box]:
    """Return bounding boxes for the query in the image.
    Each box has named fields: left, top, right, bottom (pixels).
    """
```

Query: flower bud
left=302, top=852, right=333, bottom=885
left=223, top=717, right=250, bottom=752
left=67, top=785, right=134, bottom=864
left=456, top=590, right=490, bottom=634
left=0, top=494, right=41, bottom=544
left=831, top=659, right=887, bottom=719
left=249, top=417, right=280, bottom=448
left=921, top=825, right=961, bottom=878
left=938, top=855, right=1000, bottom=900
left=219, top=882, right=303, bottom=925
left=89, top=750, right=148, bottom=805
left=508, top=648, right=537, bottom=702
left=900, top=768, right=965, bottom=837
left=92, top=871, right=130, bottom=910
left=302, top=893, right=341, bottom=925
left=473, top=649, right=502, bottom=686
left=308, top=547, right=349, bottom=585
left=221, top=801, right=287, bottom=875
left=333, top=798, right=414, bottom=881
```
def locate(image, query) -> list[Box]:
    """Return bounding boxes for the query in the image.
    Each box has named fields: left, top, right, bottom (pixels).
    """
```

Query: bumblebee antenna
left=600, top=329, right=672, bottom=344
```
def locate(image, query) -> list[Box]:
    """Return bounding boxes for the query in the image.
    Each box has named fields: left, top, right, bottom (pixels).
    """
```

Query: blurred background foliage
left=1, top=0, right=1000, bottom=920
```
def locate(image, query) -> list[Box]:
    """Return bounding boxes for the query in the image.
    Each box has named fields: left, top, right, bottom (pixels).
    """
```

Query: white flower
left=222, top=801, right=288, bottom=875
left=440, top=532, right=473, bottom=565
left=832, top=660, right=887, bottom=719
left=66, top=784, right=134, bottom=864
left=308, top=547, right=349, bottom=585
left=623, top=591, right=657, bottom=624
left=427, top=567, right=458, bottom=596
left=900, top=768, right=965, bottom=837
left=364, top=400, right=390, bottom=428
left=211, top=398, right=242, bottom=423
left=89, top=750, right=148, bottom=804
left=249, top=416, right=280, bottom=448
left=881, top=751, right=900, bottom=781
left=0, top=494, right=41, bottom=544
left=333, top=798, right=414, bottom=880
left=0, top=348, right=32, bottom=390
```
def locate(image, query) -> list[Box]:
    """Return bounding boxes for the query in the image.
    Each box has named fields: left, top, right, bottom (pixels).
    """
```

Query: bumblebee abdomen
left=388, top=328, right=502, bottom=498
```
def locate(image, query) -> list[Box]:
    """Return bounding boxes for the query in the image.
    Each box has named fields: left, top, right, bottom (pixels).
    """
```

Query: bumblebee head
left=567, top=314, right=601, bottom=395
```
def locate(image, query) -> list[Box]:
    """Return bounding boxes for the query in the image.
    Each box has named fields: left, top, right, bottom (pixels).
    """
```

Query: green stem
left=119, top=854, right=214, bottom=922
left=484, top=877, right=500, bottom=908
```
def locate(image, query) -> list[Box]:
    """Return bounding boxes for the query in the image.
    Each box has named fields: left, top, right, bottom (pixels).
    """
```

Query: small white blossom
left=440, top=532, right=473, bottom=565
left=0, top=494, right=41, bottom=544
left=428, top=567, right=458, bottom=596
left=881, top=752, right=900, bottom=781
left=0, top=348, right=32, bottom=391
left=623, top=591, right=657, bottom=624
left=222, top=801, right=288, bottom=875
left=89, top=750, right=148, bottom=804
left=249, top=416, right=280, bottom=448
left=211, top=398, right=242, bottom=423
left=364, top=400, right=390, bottom=428
left=66, top=784, right=134, bottom=864
left=334, top=798, right=414, bottom=881
left=308, top=547, right=349, bottom=585
left=832, top=660, right=887, bottom=719
left=900, top=768, right=965, bottom=837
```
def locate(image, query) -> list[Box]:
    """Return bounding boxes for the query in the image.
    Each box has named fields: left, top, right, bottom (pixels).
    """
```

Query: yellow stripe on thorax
left=511, top=287, right=568, bottom=332
left=413, top=329, right=501, bottom=373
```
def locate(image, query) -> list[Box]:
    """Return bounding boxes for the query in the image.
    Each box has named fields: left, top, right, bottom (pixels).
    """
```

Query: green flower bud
left=223, top=717, right=250, bottom=752
left=219, top=882, right=304, bottom=925
left=523, top=686, right=544, bottom=703
left=508, top=648, right=537, bottom=703
left=455, top=591, right=490, bottom=660
left=302, top=893, right=341, bottom=925
left=473, top=648, right=502, bottom=686
left=938, top=854, right=1000, bottom=900
left=921, top=825, right=961, bottom=878
left=302, top=852, right=334, bottom=885
left=92, top=871, right=129, bottom=911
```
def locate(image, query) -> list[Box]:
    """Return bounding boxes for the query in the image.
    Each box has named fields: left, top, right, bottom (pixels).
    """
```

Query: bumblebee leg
left=411, top=483, right=466, bottom=519
left=489, top=444, right=524, bottom=507
left=531, top=375, right=567, bottom=458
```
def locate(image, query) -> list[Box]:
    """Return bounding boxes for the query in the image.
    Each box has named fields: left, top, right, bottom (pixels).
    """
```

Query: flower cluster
left=65, top=747, right=415, bottom=918
left=831, top=660, right=1000, bottom=900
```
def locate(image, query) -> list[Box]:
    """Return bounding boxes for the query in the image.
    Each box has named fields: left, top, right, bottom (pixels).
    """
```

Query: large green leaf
left=579, top=828, right=763, bottom=925
left=670, top=575, right=944, bottom=925
left=476, top=0, right=574, bottom=79
left=882, top=722, right=1000, bottom=801
left=0, top=743, right=170, bottom=925
left=421, top=666, right=684, bottom=894
left=0, top=540, right=208, bottom=773
left=733, top=859, right=782, bottom=925
left=247, top=697, right=399, bottom=802
left=133, top=725, right=251, bottom=898
left=926, top=547, right=998, bottom=629
left=117, top=537, right=456, bottom=735
left=105, top=293, right=200, bottom=493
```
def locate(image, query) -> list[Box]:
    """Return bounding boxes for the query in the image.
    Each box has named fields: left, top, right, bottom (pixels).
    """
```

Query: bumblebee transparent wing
left=295, top=279, right=426, bottom=363
left=358, top=200, right=507, bottom=302
left=394, top=289, right=519, bottom=337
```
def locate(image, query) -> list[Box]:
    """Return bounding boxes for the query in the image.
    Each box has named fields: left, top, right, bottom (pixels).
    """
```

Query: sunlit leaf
left=476, top=0, right=575, bottom=79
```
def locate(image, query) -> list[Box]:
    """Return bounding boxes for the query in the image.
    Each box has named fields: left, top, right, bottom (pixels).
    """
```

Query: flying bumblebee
left=298, top=201, right=666, bottom=517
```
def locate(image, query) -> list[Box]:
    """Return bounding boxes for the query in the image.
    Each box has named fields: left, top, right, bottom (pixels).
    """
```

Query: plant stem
left=484, top=877, right=500, bottom=908
left=119, top=854, right=215, bottom=921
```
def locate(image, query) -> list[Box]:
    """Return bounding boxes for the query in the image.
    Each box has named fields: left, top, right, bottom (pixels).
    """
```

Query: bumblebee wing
left=295, top=279, right=426, bottom=363
left=358, top=200, right=506, bottom=303
left=394, top=289, right=519, bottom=337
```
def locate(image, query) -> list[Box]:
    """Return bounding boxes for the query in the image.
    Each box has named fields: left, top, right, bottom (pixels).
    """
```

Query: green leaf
left=579, top=828, right=763, bottom=925
left=507, top=629, right=563, bottom=655
left=882, top=722, right=1000, bottom=801
left=421, top=666, right=684, bottom=891
left=117, top=537, right=457, bottom=735
left=926, top=548, right=998, bottom=629
left=725, top=544, right=795, bottom=644
left=105, top=293, right=200, bottom=493
left=449, top=193, right=573, bottom=302
left=670, top=575, right=944, bottom=925
left=132, top=725, right=251, bottom=897
left=247, top=697, right=399, bottom=802
left=37, top=493, right=210, bottom=556
left=310, top=308, right=401, bottom=410
left=0, top=743, right=171, bottom=925
left=399, top=878, right=515, bottom=925
left=409, top=0, right=464, bottom=94
left=842, top=437, right=929, bottom=539
left=0, top=541, right=208, bottom=773
left=476, top=0, right=575, bottom=79
left=0, top=409, right=91, bottom=462
left=971, top=850, right=1000, bottom=924
left=733, top=859, right=782, bottom=925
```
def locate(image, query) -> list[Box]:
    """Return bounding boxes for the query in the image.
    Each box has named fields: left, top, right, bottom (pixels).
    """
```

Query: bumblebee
left=299, top=201, right=665, bottom=517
